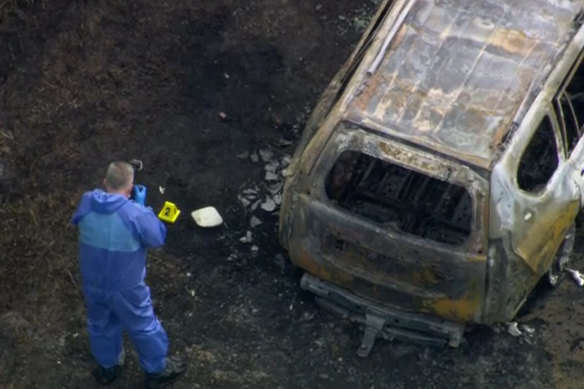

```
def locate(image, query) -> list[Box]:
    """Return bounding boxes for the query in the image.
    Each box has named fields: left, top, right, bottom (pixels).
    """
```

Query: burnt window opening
left=325, top=151, right=472, bottom=245
left=555, top=56, right=584, bottom=156
left=556, top=93, right=580, bottom=154
left=517, top=116, right=558, bottom=192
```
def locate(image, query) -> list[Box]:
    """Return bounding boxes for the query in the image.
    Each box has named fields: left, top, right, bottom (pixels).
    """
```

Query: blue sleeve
left=72, top=192, right=93, bottom=226
left=136, top=207, right=167, bottom=248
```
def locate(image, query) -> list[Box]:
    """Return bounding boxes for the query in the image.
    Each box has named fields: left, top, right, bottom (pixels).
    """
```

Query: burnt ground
left=1, top=1, right=584, bottom=388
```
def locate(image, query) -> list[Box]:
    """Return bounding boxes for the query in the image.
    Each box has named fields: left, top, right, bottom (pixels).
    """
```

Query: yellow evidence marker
left=158, top=201, right=181, bottom=223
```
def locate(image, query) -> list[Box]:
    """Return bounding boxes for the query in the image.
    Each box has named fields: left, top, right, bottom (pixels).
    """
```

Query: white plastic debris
left=507, top=322, right=522, bottom=337
left=273, top=194, right=282, bottom=205
left=260, top=197, right=277, bottom=212
left=191, top=206, right=223, bottom=228
left=281, top=155, right=291, bottom=166
left=264, top=160, right=280, bottom=172
left=238, top=195, right=251, bottom=208
left=251, top=245, right=259, bottom=252
left=250, top=199, right=261, bottom=211
left=520, top=325, right=535, bottom=335
left=265, top=171, right=279, bottom=181
left=250, top=216, right=263, bottom=228
left=159, top=186, right=166, bottom=194
left=259, top=149, right=274, bottom=162
left=242, top=188, right=258, bottom=197
left=566, top=268, right=584, bottom=287
left=242, top=187, right=257, bottom=194
left=218, top=112, right=228, bottom=120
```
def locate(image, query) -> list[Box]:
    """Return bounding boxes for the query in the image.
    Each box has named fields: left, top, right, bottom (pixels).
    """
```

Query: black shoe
left=93, top=364, right=122, bottom=385
left=92, top=349, right=125, bottom=385
left=144, top=356, right=186, bottom=389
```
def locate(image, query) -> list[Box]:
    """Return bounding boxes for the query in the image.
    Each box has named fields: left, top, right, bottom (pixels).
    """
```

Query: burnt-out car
left=279, top=0, right=584, bottom=355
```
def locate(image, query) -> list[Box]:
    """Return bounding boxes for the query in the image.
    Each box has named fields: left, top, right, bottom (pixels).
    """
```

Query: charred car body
left=279, top=0, right=584, bottom=355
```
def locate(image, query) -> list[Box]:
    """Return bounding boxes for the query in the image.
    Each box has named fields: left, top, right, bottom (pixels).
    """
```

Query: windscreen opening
left=326, top=151, right=472, bottom=245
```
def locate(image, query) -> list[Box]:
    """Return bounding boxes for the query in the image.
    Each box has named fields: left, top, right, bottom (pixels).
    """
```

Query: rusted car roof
left=348, top=0, right=583, bottom=168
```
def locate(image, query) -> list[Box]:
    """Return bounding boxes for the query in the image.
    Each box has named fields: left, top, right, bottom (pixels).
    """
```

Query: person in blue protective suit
left=72, top=161, right=185, bottom=387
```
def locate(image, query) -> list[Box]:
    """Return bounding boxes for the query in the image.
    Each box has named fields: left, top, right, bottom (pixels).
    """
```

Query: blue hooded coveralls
left=72, top=189, right=168, bottom=373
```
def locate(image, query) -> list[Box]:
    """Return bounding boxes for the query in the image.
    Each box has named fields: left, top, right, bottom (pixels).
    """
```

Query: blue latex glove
left=133, top=185, right=147, bottom=206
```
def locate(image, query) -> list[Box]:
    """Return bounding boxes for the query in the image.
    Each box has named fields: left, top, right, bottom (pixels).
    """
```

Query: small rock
left=224, top=73, right=230, bottom=79
left=227, top=254, right=238, bottom=261
left=159, top=186, right=166, bottom=194
left=251, top=245, right=259, bottom=252
left=218, top=112, right=227, bottom=120
left=273, top=194, right=282, bottom=205
left=316, top=4, right=322, bottom=11
left=250, top=152, right=259, bottom=163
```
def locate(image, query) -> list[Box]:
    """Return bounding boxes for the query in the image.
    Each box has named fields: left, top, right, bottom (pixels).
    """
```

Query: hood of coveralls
left=90, top=189, right=129, bottom=214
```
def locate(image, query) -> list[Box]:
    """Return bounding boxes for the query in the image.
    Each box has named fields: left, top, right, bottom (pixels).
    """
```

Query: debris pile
left=236, top=148, right=289, bottom=215
left=492, top=321, right=537, bottom=344
left=236, top=148, right=291, bottom=253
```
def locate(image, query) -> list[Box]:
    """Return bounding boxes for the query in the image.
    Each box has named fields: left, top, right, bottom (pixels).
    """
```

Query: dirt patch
left=1, top=1, right=584, bottom=388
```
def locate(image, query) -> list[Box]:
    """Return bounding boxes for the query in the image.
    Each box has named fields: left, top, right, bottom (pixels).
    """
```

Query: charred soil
left=1, top=1, right=584, bottom=388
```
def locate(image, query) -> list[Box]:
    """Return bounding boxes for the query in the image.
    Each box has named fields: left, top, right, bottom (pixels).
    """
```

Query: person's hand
left=133, top=185, right=147, bottom=206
